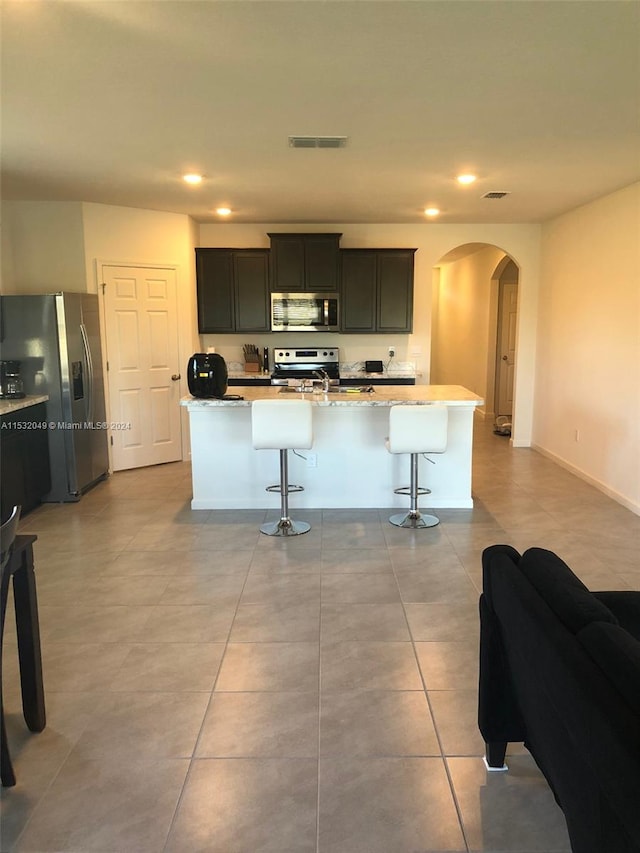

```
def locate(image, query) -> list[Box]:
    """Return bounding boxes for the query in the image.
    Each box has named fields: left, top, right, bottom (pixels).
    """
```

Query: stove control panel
left=274, top=348, right=339, bottom=364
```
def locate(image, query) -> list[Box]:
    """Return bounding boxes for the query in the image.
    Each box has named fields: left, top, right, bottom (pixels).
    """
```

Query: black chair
left=1, top=505, right=22, bottom=787
left=1, top=505, right=46, bottom=788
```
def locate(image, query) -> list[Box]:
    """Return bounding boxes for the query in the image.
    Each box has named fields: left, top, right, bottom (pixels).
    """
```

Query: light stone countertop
left=0, top=394, right=49, bottom=417
left=181, top=385, right=483, bottom=408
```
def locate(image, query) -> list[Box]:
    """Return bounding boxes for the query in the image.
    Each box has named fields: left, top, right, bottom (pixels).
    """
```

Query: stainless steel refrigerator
left=0, top=292, right=109, bottom=502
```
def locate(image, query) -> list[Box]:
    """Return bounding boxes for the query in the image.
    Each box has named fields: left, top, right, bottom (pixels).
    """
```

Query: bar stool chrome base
left=389, top=510, right=440, bottom=529
left=260, top=518, right=311, bottom=537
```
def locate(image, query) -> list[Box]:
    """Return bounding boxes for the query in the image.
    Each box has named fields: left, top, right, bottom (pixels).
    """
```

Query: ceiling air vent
left=482, top=191, right=510, bottom=199
left=288, top=136, right=348, bottom=149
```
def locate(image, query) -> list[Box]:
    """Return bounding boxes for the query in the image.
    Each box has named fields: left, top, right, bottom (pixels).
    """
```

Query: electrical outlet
left=306, top=453, right=317, bottom=468
left=388, top=346, right=395, bottom=358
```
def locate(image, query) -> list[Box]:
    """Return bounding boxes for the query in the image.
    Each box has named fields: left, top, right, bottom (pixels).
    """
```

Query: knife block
left=244, top=362, right=260, bottom=373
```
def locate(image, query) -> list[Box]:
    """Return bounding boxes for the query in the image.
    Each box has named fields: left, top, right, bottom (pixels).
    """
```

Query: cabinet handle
left=171, top=374, right=181, bottom=381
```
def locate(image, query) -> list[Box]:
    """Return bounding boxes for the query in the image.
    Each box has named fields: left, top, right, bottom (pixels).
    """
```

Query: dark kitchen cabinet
left=268, top=233, right=341, bottom=292
left=196, top=249, right=269, bottom=333
left=341, top=249, right=416, bottom=333
left=0, top=402, right=51, bottom=519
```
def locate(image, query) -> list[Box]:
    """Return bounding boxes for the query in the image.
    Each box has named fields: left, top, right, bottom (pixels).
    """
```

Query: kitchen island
left=180, top=385, right=483, bottom=510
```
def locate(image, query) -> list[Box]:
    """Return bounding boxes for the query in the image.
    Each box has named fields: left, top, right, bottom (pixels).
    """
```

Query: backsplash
left=227, top=359, right=417, bottom=378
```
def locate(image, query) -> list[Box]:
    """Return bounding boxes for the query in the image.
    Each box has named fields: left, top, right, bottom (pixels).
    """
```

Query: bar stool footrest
left=393, top=486, right=430, bottom=496
left=266, top=484, right=304, bottom=494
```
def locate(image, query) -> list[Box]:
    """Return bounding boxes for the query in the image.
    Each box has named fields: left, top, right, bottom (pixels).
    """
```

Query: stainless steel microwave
left=271, top=292, right=339, bottom=332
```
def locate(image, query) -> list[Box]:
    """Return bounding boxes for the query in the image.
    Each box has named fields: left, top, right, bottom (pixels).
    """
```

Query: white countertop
left=181, top=385, right=483, bottom=408
left=0, top=394, right=49, bottom=416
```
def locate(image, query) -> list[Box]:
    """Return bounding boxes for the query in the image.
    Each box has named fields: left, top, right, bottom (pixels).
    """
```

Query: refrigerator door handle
left=80, top=322, right=93, bottom=422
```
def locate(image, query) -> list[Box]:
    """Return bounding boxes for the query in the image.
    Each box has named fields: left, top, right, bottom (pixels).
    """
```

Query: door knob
left=171, top=374, right=181, bottom=381
left=502, top=356, right=508, bottom=361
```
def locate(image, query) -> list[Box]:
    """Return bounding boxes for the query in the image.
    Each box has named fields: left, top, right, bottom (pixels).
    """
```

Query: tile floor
left=1, top=421, right=639, bottom=852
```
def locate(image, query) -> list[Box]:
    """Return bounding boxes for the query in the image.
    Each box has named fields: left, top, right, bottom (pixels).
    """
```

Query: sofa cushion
left=593, top=592, right=640, bottom=641
left=519, top=548, right=618, bottom=634
left=577, top=621, right=640, bottom=716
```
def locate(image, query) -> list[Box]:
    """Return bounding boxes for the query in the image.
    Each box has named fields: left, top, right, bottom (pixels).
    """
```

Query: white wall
left=199, top=222, right=541, bottom=445
left=1, top=201, right=199, bottom=461
left=81, top=202, right=198, bottom=461
left=431, top=245, right=506, bottom=412
left=535, top=182, right=640, bottom=513
left=1, top=201, right=86, bottom=293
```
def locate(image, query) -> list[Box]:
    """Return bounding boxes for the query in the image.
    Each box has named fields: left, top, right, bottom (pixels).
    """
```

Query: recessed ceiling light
left=424, top=207, right=440, bottom=217
left=216, top=207, right=232, bottom=216
left=457, top=174, right=476, bottom=185
left=183, top=173, right=203, bottom=185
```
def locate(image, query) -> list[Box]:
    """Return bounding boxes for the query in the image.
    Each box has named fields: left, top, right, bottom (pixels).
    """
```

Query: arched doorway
left=430, top=243, right=519, bottom=424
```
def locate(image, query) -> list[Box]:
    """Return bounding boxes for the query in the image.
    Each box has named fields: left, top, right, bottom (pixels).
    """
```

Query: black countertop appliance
left=187, top=353, right=228, bottom=398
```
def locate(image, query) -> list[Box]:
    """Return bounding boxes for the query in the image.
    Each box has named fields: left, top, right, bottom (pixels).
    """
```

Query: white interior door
left=496, top=282, right=518, bottom=417
left=102, top=264, right=182, bottom=470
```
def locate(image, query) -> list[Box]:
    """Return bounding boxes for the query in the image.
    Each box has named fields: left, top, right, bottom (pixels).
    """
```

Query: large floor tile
left=215, top=642, right=320, bottom=691
left=414, top=641, right=479, bottom=690
left=428, top=688, right=487, bottom=756
left=320, top=689, right=439, bottom=757
left=133, top=603, right=236, bottom=643
left=320, top=602, right=410, bottom=642
left=405, top=601, right=480, bottom=642
left=158, top=573, right=246, bottom=606
left=40, top=642, right=133, bottom=692
left=321, top=548, right=394, bottom=573
left=69, top=691, right=210, bottom=758
left=165, top=758, right=318, bottom=853
left=318, top=757, right=466, bottom=852
left=108, top=642, right=225, bottom=692
left=447, top=755, right=572, bottom=851
left=230, top=601, right=320, bottom=641
left=321, top=641, right=422, bottom=690
left=320, top=572, right=400, bottom=603
left=13, top=754, right=189, bottom=852
left=196, top=691, right=319, bottom=757
left=249, top=547, right=324, bottom=573
left=241, top=572, right=321, bottom=605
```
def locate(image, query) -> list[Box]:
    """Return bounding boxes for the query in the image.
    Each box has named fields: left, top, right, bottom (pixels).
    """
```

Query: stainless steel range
left=270, top=347, right=340, bottom=386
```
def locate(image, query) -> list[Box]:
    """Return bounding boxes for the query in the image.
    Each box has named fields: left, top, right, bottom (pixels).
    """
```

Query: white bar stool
left=385, top=404, right=448, bottom=528
left=251, top=399, right=313, bottom=536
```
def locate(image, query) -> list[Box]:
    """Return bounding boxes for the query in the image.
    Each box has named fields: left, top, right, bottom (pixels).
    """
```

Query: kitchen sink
left=278, top=385, right=375, bottom=394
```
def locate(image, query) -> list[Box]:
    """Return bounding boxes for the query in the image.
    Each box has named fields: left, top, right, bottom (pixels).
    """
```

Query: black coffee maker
left=0, top=360, right=25, bottom=399
left=187, top=353, right=229, bottom=398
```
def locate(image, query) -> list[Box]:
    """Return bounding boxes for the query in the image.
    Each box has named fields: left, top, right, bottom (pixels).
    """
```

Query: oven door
left=271, top=293, right=339, bottom=332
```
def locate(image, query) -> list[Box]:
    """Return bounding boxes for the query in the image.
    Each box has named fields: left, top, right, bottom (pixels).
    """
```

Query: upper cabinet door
left=340, top=249, right=415, bottom=333
left=196, top=248, right=269, bottom=333
left=304, top=235, right=341, bottom=291
left=233, top=251, right=270, bottom=332
left=377, top=250, right=415, bottom=333
left=269, top=236, right=305, bottom=291
left=196, top=249, right=235, bottom=333
left=268, top=233, right=341, bottom=291
left=340, top=250, right=377, bottom=332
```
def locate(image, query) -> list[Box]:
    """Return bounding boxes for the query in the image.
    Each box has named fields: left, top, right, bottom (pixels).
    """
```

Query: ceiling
left=2, top=1, right=639, bottom=225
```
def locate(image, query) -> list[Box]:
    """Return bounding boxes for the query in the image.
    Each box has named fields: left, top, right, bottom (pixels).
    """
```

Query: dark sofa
left=478, top=544, right=640, bottom=853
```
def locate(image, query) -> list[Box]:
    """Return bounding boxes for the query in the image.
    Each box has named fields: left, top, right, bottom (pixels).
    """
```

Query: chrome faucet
left=313, top=369, right=330, bottom=392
